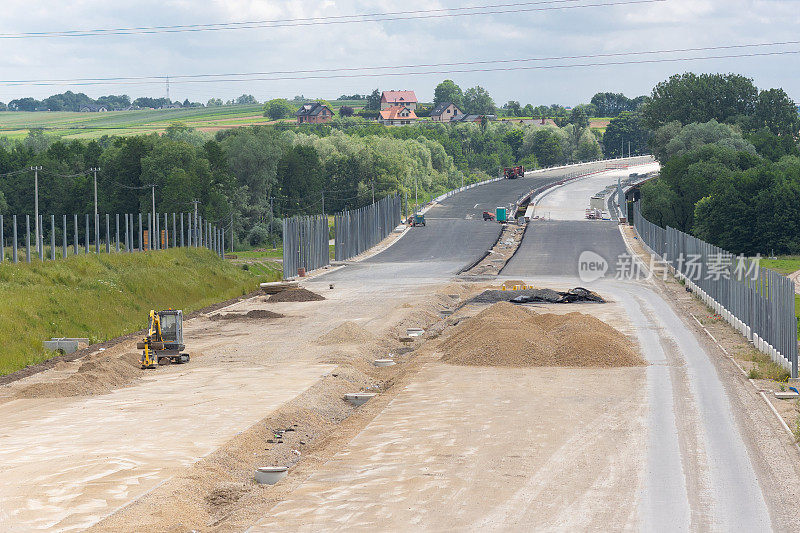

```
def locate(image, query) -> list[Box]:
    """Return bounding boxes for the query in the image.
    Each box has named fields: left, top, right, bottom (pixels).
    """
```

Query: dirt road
left=0, top=277, right=439, bottom=531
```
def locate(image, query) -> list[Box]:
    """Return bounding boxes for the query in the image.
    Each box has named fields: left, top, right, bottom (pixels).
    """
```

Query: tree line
left=0, top=91, right=262, bottom=111
left=638, top=72, right=800, bottom=255
left=0, top=114, right=615, bottom=247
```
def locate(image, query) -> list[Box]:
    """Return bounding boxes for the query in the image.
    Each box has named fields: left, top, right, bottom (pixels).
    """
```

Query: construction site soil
left=268, top=288, right=326, bottom=302
left=211, top=310, right=285, bottom=320
left=440, top=302, right=643, bottom=368
left=15, top=351, right=143, bottom=398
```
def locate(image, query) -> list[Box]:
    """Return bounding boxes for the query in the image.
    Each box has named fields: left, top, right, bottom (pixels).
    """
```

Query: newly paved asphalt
left=502, top=220, right=629, bottom=279
left=324, top=160, right=622, bottom=281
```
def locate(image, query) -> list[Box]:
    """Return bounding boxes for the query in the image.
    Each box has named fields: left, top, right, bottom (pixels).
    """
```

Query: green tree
left=569, top=107, right=590, bottom=129
left=642, top=72, right=758, bottom=129
left=366, top=89, right=382, bottom=110
left=433, top=80, right=464, bottom=108
left=603, top=112, right=651, bottom=158
left=263, top=98, right=296, bottom=120
left=651, top=120, right=755, bottom=162
left=207, top=98, right=223, bottom=107
left=236, top=94, right=258, bottom=105
left=522, top=104, right=535, bottom=117
left=504, top=101, right=522, bottom=117
left=752, top=88, right=800, bottom=138
left=463, top=86, right=496, bottom=115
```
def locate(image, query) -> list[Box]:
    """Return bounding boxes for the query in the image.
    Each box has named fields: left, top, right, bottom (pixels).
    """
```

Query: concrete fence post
left=63, top=215, right=67, bottom=258
left=85, top=214, right=90, bottom=254
left=12, top=215, right=18, bottom=263
left=105, top=214, right=110, bottom=253
left=221, top=228, right=225, bottom=259
left=147, top=213, right=152, bottom=251
left=172, top=213, right=176, bottom=248
left=94, top=213, right=100, bottom=254
left=50, top=214, right=55, bottom=260
left=138, top=213, right=143, bottom=252
left=180, top=213, right=185, bottom=247
left=73, top=214, right=78, bottom=255
left=25, top=215, right=31, bottom=263
left=116, top=214, right=120, bottom=252
left=38, top=215, right=44, bottom=261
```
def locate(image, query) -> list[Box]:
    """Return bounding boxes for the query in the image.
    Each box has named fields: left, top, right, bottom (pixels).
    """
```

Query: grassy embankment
left=0, top=247, right=279, bottom=376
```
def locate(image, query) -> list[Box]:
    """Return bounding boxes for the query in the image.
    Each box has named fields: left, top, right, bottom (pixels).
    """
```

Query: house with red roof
left=380, top=90, right=418, bottom=111
left=379, top=105, right=418, bottom=126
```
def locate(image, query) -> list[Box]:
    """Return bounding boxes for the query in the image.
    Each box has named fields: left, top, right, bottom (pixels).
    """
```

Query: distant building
left=380, top=105, right=417, bottom=126
left=296, top=102, right=334, bottom=124
left=159, top=103, right=182, bottom=109
left=79, top=104, right=109, bottom=113
left=430, top=102, right=463, bottom=123
left=452, top=114, right=497, bottom=124
left=380, top=90, right=418, bottom=111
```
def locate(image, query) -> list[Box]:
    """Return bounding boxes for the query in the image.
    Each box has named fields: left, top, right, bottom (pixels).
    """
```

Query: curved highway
left=325, top=160, right=630, bottom=280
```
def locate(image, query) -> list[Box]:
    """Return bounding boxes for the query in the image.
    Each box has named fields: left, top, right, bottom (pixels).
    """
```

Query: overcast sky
left=0, top=0, right=798, bottom=106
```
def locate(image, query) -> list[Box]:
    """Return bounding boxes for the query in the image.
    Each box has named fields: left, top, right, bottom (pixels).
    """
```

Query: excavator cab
left=139, top=310, right=189, bottom=369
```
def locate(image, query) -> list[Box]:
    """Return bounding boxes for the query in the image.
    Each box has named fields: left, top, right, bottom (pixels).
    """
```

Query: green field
left=0, top=247, right=280, bottom=376
left=0, top=99, right=366, bottom=140
left=760, top=256, right=800, bottom=275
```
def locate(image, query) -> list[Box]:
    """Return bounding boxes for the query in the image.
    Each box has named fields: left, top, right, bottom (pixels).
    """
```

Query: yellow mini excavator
left=138, top=310, right=190, bottom=369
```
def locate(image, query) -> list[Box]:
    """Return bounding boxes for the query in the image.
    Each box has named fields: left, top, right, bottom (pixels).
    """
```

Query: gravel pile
left=317, top=321, right=376, bottom=345
left=16, top=352, right=142, bottom=398
left=440, top=302, right=642, bottom=368
left=268, top=288, right=326, bottom=303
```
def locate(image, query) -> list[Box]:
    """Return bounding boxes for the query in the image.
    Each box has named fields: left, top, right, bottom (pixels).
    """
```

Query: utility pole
left=628, top=141, right=631, bottom=158
left=31, top=166, right=42, bottom=257
left=91, top=168, right=100, bottom=218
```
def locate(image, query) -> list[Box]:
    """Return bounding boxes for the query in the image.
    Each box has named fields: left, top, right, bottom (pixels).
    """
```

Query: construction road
left=255, top=160, right=800, bottom=532
left=5, top=157, right=800, bottom=531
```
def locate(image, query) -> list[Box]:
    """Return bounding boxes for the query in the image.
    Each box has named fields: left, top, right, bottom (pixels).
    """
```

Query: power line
left=3, top=39, right=797, bottom=86
left=0, top=0, right=666, bottom=39
left=1, top=42, right=798, bottom=89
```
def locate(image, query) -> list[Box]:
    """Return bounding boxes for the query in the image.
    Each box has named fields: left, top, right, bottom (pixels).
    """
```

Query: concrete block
left=43, top=339, right=80, bottom=354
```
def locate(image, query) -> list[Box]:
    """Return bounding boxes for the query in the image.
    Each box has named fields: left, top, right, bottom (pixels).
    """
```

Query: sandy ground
left=252, top=364, right=646, bottom=532
left=0, top=276, right=446, bottom=531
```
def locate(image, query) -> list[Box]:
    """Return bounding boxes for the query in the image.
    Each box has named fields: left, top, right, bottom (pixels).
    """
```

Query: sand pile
left=17, top=352, right=142, bottom=398
left=440, top=302, right=642, bottom=368
left=317, top=321, right=376, bottom=345
left=268, top=288, right=325, bottom=303
left=211, top=310, right=284, bottom=320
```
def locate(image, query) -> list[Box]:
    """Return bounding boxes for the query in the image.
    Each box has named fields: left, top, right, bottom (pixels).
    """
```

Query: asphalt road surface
left=324, top=160, right=628, bottom=281
left=252, top=159, right=800, bottom=531
left=502, top=165, right=794, bottom=531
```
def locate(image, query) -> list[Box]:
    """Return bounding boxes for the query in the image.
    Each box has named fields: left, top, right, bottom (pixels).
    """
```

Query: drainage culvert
left=255, top=466, right=288, bottom=485
left=344, top=392, right=377, bottom=406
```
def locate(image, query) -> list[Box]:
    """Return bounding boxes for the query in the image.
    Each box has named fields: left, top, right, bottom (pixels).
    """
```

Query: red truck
left=503, top=166, right=525, bottom=179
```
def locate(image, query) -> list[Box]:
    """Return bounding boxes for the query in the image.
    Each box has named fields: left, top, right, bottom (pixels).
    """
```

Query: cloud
left=0, top=0, right=797, bottom=105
